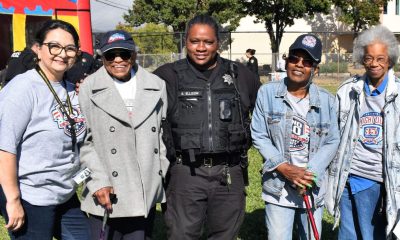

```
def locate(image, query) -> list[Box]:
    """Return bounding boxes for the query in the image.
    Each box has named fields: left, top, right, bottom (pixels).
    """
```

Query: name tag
left=73, top=167, right=92, bottom=184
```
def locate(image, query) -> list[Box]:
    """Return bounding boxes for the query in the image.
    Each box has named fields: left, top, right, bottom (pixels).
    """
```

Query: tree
left=333, top=0, right=388, bottom=37
left=117, top=23, right=179, bottom=69
left=241, top=0, right=331, bottom=68
left=117, top=23, right=178, bottom=54
left=124, top=0, right=244, bottom=32
left=123, top=0, right=245, bottom=52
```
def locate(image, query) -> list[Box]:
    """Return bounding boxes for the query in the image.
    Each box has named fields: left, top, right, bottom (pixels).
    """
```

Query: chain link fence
left=136, top=52, right=359, bottom=80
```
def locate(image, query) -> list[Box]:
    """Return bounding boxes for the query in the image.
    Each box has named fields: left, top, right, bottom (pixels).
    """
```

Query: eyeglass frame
left=287, top=54, right=316, bottom=68
left=363, top=55, right=389, bottom=65
left=42, top=42, right=80, bottom=58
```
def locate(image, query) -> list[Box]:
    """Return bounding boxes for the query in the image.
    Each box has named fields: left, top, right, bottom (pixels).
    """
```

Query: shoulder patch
left=10, top=51, right=21, bottom=58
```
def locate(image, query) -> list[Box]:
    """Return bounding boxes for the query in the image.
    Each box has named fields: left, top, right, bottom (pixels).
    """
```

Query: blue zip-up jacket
left=325, top=69, right=400, bottom=235
left=251, top=79, right=340, bottom=207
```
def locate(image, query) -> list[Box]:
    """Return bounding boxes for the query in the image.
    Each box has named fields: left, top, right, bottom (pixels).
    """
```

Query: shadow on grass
left=321, top=217, right=339, bottom=240
left=238, top=208, right=267, bottom=240
left=151, top=207, right=268, bottom=240
left=150, top=209, right=167, bottom=239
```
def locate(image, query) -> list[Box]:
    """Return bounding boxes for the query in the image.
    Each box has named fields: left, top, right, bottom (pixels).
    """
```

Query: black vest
left=170, top=59, right=249, bottom=155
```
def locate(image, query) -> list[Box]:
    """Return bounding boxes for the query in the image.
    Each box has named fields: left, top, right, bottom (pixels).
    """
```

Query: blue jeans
left=265, top=202, right=322, bottom=240
left=338, top=182, right=386, bottom=240
left=0, top=189, right=90, bottom=240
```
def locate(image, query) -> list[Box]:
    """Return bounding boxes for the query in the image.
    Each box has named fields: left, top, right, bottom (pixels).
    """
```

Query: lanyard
left=35, top=65, right=77, bottom=152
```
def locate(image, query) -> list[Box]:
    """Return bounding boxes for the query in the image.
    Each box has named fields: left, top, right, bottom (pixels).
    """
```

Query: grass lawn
left=0, top=76, right=343, bottom=240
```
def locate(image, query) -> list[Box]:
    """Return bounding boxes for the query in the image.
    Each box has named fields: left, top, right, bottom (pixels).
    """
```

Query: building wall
left=223, top=4, right=400, bottom=65
left=382, top=0, right=400, bottom=31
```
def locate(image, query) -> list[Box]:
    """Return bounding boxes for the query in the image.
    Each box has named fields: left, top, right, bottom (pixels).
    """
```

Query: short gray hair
left=353, top=25, right=399, bottom=68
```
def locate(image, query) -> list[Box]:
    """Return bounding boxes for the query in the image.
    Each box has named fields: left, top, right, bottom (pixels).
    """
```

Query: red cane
left=303, top=194, right=319, bottom=240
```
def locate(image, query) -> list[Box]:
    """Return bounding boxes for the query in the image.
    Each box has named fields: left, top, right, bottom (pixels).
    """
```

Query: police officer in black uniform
left=154, top=15, right=260, bottom=239
left=3, top=42, right=39, bottom=87
left=246, top=48, right=259, bottom=77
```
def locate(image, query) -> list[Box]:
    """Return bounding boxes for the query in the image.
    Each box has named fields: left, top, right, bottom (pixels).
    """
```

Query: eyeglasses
left=287, top=55, right=315, bottom=68
left=103, top=51, right=132, bottom=61
left=42, top=42, right=79, bottom=57
left=363, top=56, right=388, bottom=65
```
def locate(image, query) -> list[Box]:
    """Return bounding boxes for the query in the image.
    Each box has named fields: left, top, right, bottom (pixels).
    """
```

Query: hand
left=5, top=199, right=25, bottom=232
left=93, top=187, right=114, bottom=212
left=276, top=163, right=314, bottom=189
left=75, top=79, right=84, bottom=94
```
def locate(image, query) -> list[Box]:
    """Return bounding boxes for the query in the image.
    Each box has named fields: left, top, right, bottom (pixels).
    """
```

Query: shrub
left=319, top=62, right=348, bottom=73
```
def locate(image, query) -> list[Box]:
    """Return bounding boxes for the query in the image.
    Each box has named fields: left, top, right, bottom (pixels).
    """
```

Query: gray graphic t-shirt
left=0, top=69, right=86, bottom=206
left=351, top=91, right=385, bottom=182
left=263, top=93, right=310, bottom=208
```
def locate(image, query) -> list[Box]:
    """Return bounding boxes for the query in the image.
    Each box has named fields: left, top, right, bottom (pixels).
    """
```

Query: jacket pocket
left=266, top=114, right=283, bottom=138
left=180, top=129, right=201, bottom=150
left=314, top=123, right=330, bottom=151
left=262, top=170, right=285, bottom=196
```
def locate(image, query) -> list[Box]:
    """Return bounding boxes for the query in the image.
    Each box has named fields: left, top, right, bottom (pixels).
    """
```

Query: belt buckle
left=203, top=157, right=213, bottom=168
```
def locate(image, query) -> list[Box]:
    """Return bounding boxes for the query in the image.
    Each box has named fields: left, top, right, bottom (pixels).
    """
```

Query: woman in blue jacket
left=251, top=34, right=339, bottom=239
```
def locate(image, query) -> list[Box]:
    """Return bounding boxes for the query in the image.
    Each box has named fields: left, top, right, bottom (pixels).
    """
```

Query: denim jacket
left=251, top=79, right=340, bottom=207
left=325, top=69, right=400, bottom=235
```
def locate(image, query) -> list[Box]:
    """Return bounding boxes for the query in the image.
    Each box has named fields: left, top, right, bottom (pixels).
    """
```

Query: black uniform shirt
left=154, top=55, right=261, bottom=122
left=247, top=56, right=259, bottom=76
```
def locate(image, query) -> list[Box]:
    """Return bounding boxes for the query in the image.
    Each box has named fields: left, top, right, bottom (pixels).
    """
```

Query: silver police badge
left=223, top=74, right=233, bottom=85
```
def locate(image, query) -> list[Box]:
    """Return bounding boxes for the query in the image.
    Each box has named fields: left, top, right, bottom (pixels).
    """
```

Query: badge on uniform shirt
left=223, top=74, right=233, bottom=85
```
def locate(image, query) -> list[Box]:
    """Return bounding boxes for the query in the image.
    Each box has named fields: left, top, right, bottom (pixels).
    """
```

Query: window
left=397, top=0, right=400, bottom=15
left=383, top=2, right=387, bottom=14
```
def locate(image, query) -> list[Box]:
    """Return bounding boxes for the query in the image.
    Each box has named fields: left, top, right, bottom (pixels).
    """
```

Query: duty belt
left=177, top=152, right=241, bottom=168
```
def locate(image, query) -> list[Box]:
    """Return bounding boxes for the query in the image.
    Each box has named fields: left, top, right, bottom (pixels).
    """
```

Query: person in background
left=79, top=30, right=169, bottom=240
left=3, top=43, right=95, bottom=87
left=251, top=34, right=339, bottom=239
left=246, top=48, right=259, bottom=78
left=276, top=53, right=287, bottom=72
left=3, top=41, right=39, bottom=86
left=154, top=15, right=260, bottom=239
left=0, top=19, right=89, bottom=239
left=64, top=50, right=96, bottom=84
left=325, top=25, right=400, bottom=240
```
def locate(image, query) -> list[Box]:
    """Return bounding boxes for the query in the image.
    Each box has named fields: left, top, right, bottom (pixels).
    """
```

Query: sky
left=90, top=0, right=133, bottom=32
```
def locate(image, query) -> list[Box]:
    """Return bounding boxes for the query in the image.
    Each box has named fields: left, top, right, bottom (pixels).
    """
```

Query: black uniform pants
left=164, top=162, right=246, bottom=240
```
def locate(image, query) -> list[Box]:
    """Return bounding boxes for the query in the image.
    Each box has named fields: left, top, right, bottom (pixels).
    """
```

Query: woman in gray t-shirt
left=0, top=20, right=89, bottom=239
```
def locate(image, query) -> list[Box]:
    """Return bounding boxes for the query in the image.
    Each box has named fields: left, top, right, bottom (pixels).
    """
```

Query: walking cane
left=303, top=193, right=319, bottom=240
left=99, top=193, right=117, bottom=240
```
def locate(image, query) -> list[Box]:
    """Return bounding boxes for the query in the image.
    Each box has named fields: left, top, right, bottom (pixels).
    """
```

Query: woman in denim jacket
left=325, top=25, right=400, bottom=239
left=251, top=34, right=340, bottom=239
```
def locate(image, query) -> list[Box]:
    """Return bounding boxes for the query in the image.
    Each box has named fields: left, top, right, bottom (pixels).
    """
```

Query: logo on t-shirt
left=52, top=103, right=86, bottom=137
left=290, top=115, right=310, bottom=152
left=358, top=111, right=383, bottom=148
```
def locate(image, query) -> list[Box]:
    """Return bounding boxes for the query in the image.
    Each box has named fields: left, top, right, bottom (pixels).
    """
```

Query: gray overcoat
left=78, top=65, right=169, bottom=218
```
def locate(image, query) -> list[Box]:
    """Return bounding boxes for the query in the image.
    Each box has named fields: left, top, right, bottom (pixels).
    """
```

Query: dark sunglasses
left=287, top=55, right=315, bottom=68
left=103, top=51, right=132, bottom=61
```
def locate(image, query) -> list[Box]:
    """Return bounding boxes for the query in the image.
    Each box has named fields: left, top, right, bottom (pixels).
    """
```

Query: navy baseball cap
left=99, top=30, right=136, bottom=53
left=289, top=34, right=322, bottom=63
